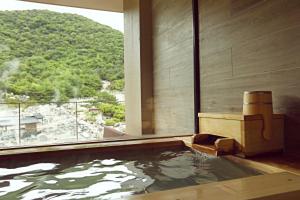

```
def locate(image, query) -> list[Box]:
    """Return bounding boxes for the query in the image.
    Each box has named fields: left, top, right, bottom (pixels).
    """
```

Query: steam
left=0, top=58, right=20, bottom=101
left=72, top=87, right=79, bottom=99
left=0, top=58, right=20, bottom=81
left=52, top=88, right=61, bottom=102
left=0, top=44, right=10, bottom=53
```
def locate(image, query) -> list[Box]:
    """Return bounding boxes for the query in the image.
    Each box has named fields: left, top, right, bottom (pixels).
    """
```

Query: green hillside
left=0, top=10, right=124, bottom=103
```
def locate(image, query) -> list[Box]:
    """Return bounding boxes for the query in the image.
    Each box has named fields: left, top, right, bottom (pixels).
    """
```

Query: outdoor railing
left=0, top=101, right=125, bottom=148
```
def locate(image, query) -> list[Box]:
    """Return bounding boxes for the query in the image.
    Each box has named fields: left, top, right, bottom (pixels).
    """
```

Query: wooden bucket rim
left=244, top=91, right=272, bottom=94
left=243, top=102, right=273, bottom=105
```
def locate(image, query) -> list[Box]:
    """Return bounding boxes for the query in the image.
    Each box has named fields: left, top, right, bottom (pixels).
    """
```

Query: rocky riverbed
left=0, top=102, right=125, bottom=148
left=0, top=102, right=103, bottom=147
left=0, top=81, right=125, bottom=148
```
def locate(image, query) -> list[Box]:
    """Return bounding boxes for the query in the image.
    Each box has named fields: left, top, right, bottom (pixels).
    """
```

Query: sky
left=0, top=0, right=124, bottom=32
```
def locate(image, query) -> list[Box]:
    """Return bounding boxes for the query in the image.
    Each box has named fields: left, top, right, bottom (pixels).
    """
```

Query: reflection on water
left=0, top=163, right=58, bottom=177
left=0, top=149, right=261, bottom=199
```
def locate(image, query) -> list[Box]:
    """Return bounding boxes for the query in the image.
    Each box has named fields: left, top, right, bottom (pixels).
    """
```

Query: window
left=0, top=0, right=125, bottom=147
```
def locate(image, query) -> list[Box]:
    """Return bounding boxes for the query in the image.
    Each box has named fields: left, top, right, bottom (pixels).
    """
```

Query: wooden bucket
left=243, top=91, right=273, bottom=140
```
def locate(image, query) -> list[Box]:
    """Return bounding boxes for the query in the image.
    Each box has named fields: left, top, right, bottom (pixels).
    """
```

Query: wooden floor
left=249, top=151, right=300, bottom=175
left=126, top=172, right=300, bottom=200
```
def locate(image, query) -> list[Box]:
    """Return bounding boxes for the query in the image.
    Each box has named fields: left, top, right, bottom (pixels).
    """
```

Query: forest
left=0, top=10, right=124, bottom=103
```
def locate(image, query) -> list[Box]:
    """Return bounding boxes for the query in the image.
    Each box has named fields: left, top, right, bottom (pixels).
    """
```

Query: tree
left=0, top=10, right=124, bottom=103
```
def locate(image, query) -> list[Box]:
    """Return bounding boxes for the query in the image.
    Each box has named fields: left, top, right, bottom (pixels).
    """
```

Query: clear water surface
left=0, top=148, right=261, bottom=199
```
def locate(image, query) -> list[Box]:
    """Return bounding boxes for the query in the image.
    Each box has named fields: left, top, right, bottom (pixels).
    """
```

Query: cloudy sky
left=0, top=0, right=124, bottom=32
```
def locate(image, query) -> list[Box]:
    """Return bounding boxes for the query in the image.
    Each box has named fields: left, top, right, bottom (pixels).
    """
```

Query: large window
left=0, top=0, right=125, bottom=147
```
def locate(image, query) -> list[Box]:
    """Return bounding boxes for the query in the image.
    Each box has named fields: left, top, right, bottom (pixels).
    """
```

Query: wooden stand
left=196, top=113, right=284, bottom=157
left=192, top=134, right=235, bottom=156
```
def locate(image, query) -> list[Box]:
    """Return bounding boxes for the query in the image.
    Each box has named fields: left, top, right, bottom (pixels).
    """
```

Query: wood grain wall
left=124, top=0, right=142, bottom=136
left=199, top=0, right=300, bottom=150
left=124, top=0, right=154, bottom=136
left=152, top=0, right=194, bottom=135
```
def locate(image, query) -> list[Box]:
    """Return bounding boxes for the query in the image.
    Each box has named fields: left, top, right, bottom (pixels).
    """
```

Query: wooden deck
left=126, top=172, right=300, bottom=200
left=249, top=151, right=300, bottom=175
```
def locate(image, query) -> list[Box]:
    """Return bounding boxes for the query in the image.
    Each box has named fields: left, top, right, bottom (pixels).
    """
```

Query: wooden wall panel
left=232, top=26, right=300, bottom=76
left=140, top=0, right=154, bottom=134
left=124, top=0, right=154, bottom=136
left=200, top=0, right=300, bottom=56
left=200, top=0, right=300, bottom=150
left=124, top=0, right=142, bottom=136
left=152, top=0, right=194, bottom=135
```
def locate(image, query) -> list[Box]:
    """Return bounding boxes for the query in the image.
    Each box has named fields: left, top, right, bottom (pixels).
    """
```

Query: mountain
left=0, top=10, right=124, bottom=102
